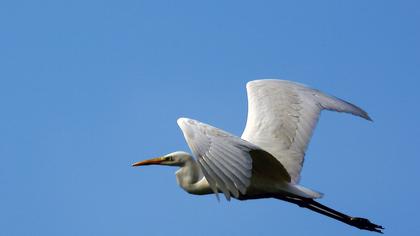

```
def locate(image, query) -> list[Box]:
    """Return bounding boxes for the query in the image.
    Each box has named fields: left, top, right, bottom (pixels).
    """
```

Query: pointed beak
left=132, top=157, right=165, bottom=167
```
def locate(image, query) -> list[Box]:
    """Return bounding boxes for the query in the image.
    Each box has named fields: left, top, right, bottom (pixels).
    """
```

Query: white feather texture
left=241, top=80, right=371, bottom=184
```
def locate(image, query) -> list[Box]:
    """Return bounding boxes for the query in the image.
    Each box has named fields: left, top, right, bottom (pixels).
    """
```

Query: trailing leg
left=275, top=195, right=384, bottom=233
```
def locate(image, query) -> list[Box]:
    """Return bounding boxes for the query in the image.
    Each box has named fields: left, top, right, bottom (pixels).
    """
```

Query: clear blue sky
left=1, top=0, right=419, bottom=235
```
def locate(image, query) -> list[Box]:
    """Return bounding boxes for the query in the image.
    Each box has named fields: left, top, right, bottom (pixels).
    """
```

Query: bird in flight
left=132, top=79, right=383, bottom=233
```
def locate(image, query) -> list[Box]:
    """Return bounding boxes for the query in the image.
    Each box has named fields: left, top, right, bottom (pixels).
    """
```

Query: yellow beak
left=132, top=157, right=165, bottom=167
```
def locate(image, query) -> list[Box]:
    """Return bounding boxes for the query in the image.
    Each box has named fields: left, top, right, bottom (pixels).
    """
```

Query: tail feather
left=294, top=185, right=324, bottom=199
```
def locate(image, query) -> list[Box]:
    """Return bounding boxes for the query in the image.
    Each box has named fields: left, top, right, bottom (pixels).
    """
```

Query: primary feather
left=241, top=80, right=371, bottom=184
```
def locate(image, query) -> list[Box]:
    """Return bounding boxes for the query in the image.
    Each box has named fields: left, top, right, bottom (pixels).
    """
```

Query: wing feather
left=242, top=80, right=371, bottom=184
left=177, top=117, right=290, bottom=199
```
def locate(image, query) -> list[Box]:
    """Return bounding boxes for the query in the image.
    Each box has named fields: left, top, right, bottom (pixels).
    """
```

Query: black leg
left=275, top=195, right=384, bottom=233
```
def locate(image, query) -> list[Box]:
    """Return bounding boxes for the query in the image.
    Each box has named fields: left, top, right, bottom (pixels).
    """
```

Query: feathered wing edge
left=242, top=80, right=372, bottom=184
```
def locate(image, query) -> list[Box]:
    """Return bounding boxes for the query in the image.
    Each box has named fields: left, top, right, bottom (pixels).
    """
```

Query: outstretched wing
left=241, top=80, right=371, bottom=184
left=177, top=117, right=290, bottom=200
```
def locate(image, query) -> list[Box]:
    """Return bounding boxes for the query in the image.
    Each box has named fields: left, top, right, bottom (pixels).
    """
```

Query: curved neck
left=175, top=158, right=212, bottom=195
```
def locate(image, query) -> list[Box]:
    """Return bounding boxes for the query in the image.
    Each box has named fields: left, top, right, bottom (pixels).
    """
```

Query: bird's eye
left=166, top=156, right=173, bottom=161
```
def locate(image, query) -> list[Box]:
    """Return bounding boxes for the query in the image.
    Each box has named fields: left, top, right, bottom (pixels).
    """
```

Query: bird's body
left=170, top=149, right=308, bottom=199
left=133, top=80, right=383, bottom=233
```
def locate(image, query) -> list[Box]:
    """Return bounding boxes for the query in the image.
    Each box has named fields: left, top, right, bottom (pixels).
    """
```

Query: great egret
left=132, top=80, right=383, bottom=233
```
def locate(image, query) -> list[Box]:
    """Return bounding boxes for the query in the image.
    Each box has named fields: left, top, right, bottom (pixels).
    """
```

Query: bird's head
left=132, top=151, right=192, bottom=167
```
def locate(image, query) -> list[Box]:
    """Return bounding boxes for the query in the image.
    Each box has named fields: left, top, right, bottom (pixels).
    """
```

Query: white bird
left=132, top=79, right=383, bottom=233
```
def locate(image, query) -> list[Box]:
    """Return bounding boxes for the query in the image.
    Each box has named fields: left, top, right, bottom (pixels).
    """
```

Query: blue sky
left=1, top=0, right=419, bottom=235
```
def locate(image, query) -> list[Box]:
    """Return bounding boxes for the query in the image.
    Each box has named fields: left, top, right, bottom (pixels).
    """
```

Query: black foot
left=350, top=217, right=384, bottom=233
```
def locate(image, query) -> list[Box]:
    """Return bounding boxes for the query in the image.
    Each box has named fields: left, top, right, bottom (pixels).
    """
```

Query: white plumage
left=133, top=79, right=382, bottom=233
left=242, top=80, right=371, bottom=184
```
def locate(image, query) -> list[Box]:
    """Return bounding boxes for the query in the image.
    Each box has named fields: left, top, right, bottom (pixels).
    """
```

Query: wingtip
left=362, top=113, right=373, bottom=122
